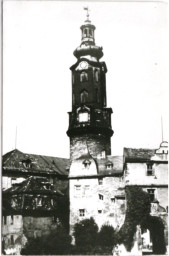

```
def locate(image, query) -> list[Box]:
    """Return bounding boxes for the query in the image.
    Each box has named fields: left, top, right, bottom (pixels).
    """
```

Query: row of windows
left=82, top=28, right=94, bottom=38
left=73, top=70, right=100, bottom=83
left=79, top=209, right=103, bottom=217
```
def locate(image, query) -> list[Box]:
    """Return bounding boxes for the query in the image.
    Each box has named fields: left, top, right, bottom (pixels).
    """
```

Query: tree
left=73, top=217, right=98, bottom=247
left=21, top=225, right=72, bottom=255
left=98, top=225, right=115, bottom=247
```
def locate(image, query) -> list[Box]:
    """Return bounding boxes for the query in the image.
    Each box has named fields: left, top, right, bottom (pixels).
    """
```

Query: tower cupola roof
left=74, top=7, right=103, bottom=61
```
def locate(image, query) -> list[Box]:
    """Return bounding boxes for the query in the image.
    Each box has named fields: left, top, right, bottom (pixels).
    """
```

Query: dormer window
left=147, top=163, right=154, bottom=176
left=83, top=159, right=91, bottom=168
left=106, top=161, right=113, bottom=170
left=21, top=158, right=32, bottom=168
left=80, top=72, right=88, bottom=82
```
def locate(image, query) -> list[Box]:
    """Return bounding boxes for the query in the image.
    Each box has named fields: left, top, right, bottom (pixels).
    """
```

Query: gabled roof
left=3, top=149, right=70, bottom=176
left=96, top=156, right=123, bottom=176
left=3, top=176, right=63, bottom=196
left=124, top=148, right=156, bottom=161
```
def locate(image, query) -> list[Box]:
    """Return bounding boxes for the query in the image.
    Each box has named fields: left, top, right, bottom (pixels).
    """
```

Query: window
left=80, top=72, right=88, bottom=82
left=11, top=215, right=14, bottom=225
left=147, top=189, right=155, bottom=202
left=4, top=216, right=7, bottom=225
left=74, top=185, right=82, bottom=197
left=83, top=160, right=91, bottom=168
left=99, top=194, right=104, bottom=200
left=11, top=178, right=17, bottom=185
left=95, top=70, right=99, bottom=82
left=84, top=185, right=90, bottom=196
left=147, top=163, right=154, bottom=176
left=79, top=112, right=89, bottom=122
left=79, top=209, right=85, bottom=217
left=106, top=162, right=113, bottom=170
left=89, top=29, right=92, bottom=37
left=111, top=198, right=115, bottom=203
left=80, top=90, right=88, bottom=103
left=98, top=210, right=102, bottom=214
left=98, top=178, right=103, bottom=185
left=37, top=198, right=42, bottom=206
left=84, top=29, right=87, bottom=37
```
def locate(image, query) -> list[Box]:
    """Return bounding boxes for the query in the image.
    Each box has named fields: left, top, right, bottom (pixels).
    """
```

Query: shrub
left=98, top=225, right=115, bottom=247
left=73, top=217, right=98, bottom=247
left=21, top=225, right=72, bottom=255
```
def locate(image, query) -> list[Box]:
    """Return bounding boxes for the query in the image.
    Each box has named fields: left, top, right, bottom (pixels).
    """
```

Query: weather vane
left=84, top=7, right=90, bottom=20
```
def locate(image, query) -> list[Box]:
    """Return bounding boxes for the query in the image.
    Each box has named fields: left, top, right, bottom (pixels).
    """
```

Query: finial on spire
left=84, top=7, right=91, bottom=22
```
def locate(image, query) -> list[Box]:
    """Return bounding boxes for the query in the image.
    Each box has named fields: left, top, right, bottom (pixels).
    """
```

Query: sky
left=3, top=0, right=168, bottom=158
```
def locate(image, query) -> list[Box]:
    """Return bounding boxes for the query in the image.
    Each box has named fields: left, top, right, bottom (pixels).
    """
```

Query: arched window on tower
left=84, top=29, right=87, bottom=37
left=89, top=29, right=92, bottom=37
left=80, top=90, right=88, bottom=103
left=95, top=70, right=99, bottom=82
left=80, top=72, right=88, bottom=82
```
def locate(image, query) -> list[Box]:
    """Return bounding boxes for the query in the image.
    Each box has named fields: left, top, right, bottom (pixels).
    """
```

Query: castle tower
left=67, top=9, right=126, bottom=237
left=67, top=9, right=113, bottom=160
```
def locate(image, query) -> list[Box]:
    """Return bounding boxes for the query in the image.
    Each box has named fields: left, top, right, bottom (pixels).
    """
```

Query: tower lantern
left=80, top=8, right=95, bottom=45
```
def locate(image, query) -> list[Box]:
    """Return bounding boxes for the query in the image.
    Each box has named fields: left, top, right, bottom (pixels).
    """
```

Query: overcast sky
left=3, top=0, right=168, bottom=158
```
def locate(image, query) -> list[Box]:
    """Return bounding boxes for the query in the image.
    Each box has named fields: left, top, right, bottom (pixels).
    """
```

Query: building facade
left=2, top=10, right=168, bottom=255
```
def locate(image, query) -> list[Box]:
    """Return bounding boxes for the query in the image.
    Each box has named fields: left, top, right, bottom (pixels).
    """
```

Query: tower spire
left=84, top=7, right=90, bottom=22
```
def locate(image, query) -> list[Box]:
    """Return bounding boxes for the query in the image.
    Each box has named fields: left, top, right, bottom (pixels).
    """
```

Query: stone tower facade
left=67, top=13, right=113, bottom=161
left=67, top=11, right=125, bottom=236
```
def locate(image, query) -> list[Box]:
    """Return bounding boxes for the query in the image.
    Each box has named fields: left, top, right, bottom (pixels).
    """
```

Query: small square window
left=79, top=209, right=85, bottom=217
left=98, top=210, right=102, bottom=214
left=147, top=163, right=154, bottom=176
left=98, top=178, right=103, bottom=185
left=147, top=189, right=156, bottom=202
left=99, top=194, right=104, bottom=200
left=111, top=198, right=115, bottom=203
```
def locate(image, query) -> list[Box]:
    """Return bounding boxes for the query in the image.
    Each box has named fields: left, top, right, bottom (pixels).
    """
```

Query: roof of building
left=3, top=176, right=63, bottom=195
left=96, top=155, right=123, bottom=176
left=124, top=147, right=156, bottom=161
left=2, top=149, right=70, bottom=176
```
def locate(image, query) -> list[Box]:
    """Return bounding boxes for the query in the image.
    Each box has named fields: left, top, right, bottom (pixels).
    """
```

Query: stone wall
left=69, top=176, right=125, bottom=234
left=125, top=163, right=168, bottom=186
left=23, top=216, right=58, bottom=238
left=70, top=134, right=111, bottom=160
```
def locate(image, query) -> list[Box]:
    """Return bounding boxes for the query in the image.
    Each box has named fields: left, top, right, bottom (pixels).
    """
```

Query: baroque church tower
left=67, top=9, right=125, bottom=234
left=67, top=10, right=113, bottom=160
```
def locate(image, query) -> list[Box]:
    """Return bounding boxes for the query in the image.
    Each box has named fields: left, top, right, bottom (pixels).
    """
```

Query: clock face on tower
left=80, top=61, right=88, bottom=69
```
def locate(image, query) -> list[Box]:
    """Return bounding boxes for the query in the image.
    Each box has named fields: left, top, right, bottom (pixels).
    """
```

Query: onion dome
left=74, top=8, right=103, bottom=61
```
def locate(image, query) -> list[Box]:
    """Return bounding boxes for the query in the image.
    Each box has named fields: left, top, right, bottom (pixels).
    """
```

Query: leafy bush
left=98, top=225, right=115, bottom=247
left=21, top=225, right=72, bottom=255
left=73, top=217, right=98, bottom=247
left=117, top=186, right=150, bottom=251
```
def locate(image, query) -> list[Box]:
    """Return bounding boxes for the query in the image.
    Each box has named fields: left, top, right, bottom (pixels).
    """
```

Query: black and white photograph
left=1, top=0, right=168, bottom=255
